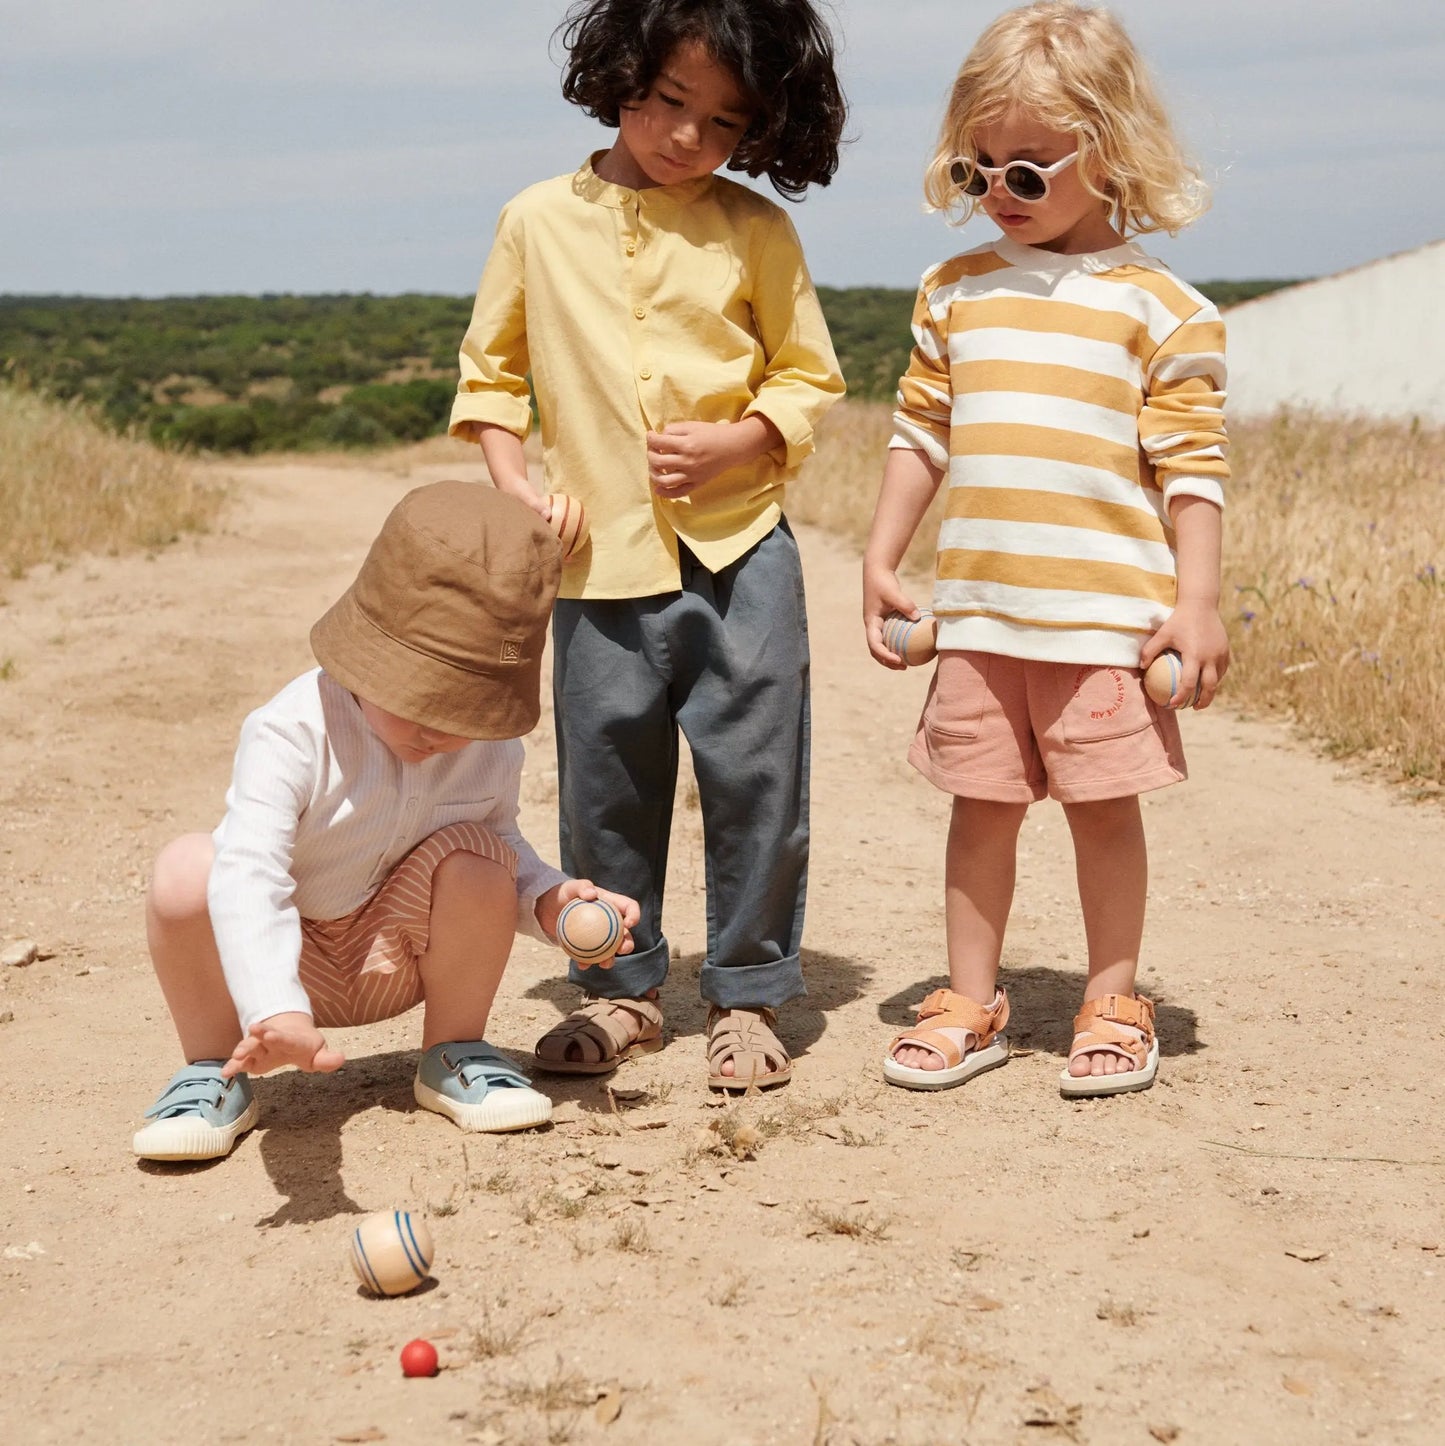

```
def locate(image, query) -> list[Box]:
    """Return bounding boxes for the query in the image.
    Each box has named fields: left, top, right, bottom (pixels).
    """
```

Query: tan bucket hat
left=311, top=480, right=562, bottom=739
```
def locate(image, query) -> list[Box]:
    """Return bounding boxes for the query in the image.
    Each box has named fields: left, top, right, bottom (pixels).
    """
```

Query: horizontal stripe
left=925, top=248, right=1016, bottom=291
left=931, top=297, right=1149, bottom=356
left=948, top=422, right=1154, bottom=487
left=949, top=327, right=1144, bottom=385
left=937, top=517, right=1175, bottom=576
left=1093, top=263, right=1208, bottom=324
left=942, top=486, right=1170, bottom=544
left=950, top=359, right=1141, bottom=414
left=943, top=454, right=1172, bottom=520
left=950, top=391, right=1145, bottom=450
left=938, top=548, right=1177, bottom=605
left=936, top=605, right=1154, bottom=637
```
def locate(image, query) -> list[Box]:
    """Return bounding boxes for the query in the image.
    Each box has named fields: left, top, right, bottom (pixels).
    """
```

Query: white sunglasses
left=948, top=150, right=1078, bottom=203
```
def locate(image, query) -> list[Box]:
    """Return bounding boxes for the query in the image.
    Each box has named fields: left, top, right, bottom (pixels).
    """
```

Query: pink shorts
left=908, top=652, right=1186, bottom=805
left=298, top=823, right=517, bottom=1028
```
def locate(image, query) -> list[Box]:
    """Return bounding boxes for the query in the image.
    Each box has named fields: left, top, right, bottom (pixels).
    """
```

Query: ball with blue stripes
left=881, top=611, right=938, bottom=666
left=557, top=897, right=623, bottom=967
left=350, top=1210, right=435, bottom=1297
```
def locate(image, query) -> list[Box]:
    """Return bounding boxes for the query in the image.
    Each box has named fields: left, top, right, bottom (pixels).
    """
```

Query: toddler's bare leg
left=418, top=849, right=518, bottom=1050
left=1063, top=795, right=1148, bottom=1077
left=894, top=796, right=1027, bottom=1072
left=146, top=833, right=242, bottom=1061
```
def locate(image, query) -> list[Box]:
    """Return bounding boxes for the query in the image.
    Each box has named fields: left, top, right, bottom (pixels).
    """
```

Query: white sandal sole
left=1058, top=1037, right=1159, bottom=1097
left=883, top=1035, right=1010, bottom=1091
left=132, top=1098, right=259, bottom=1161
left=413, top=1079, right=553, bottom=1132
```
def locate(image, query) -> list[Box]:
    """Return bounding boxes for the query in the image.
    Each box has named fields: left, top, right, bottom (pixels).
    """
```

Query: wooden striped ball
left=881, top=611, right=938, bottom=666
left=350, top=1210, right=434, bottom=1297
left=557, top=897, right=623, bottom=967
left=545, top=493, right=590, bottom=559
left=1144, top=650, right=1201, bottom=708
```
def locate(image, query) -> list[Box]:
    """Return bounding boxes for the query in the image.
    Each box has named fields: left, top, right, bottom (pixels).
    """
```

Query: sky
left=3, top=1, right=1443, bottom=297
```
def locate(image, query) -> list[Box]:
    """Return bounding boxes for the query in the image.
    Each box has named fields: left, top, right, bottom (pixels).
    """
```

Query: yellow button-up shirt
left=450, top=155, right=845, bottom=599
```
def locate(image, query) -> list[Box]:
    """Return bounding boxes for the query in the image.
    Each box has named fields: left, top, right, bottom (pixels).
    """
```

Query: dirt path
left=2, top=455, right=1442, bottom=1446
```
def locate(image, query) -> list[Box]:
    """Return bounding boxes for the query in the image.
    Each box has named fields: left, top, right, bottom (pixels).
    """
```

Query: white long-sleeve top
left=207, top=669, right=567, bottom=1032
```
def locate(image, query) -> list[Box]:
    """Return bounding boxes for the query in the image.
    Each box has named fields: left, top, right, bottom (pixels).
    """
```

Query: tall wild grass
left=792, top=400, right=1445, bottom=791
left=1, top=383, right=223, bottom=582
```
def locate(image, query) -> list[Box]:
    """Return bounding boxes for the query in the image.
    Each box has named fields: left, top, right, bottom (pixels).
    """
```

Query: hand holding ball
left=1144, top=650, right=1202, bottom=708
left=881, top=611, right=938, bottom=666
left=350, top=1210, right=434, bottom=1297
left=557, top=897, right=623, bottom=968
left=545, top=494, right=589, bottom=559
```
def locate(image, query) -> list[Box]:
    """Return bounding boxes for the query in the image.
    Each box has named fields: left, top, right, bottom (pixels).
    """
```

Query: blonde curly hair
left=923, top=2, right=1208, bottom=237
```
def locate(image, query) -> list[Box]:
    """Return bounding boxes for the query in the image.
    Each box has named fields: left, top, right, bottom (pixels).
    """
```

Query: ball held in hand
left=545, top=493, right=589, bottom=558
left=350, top=1210, right=435, bottom=1297
left=557, top=897, right=624, bottom=967
left=1143, top=650, right=1201, bottom=708
left=881, top=611, right=938, bottom=666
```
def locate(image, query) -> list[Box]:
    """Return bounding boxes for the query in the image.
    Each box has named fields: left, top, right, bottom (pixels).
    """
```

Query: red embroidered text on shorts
left=1073, top=666, right=1128, bottom=721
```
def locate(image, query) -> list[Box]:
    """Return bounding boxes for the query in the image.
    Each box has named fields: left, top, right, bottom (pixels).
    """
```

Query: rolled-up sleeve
left=1141, top=309, right=1228, bottom=511
left=742, top=212, right=845, bottom=470
left=450, top=204, right=536, bottom=440
left=890, top=280, right=953, bottom=471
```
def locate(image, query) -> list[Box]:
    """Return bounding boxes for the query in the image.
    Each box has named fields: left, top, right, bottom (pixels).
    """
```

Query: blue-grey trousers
left=552, top=521, right=809, bottom=1009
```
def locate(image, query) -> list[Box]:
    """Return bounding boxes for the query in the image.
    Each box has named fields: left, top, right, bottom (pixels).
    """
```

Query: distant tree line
left=0, top=279, right=1297, bottom=454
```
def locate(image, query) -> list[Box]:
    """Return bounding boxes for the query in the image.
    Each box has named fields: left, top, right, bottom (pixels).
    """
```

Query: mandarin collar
left=572, top=151, right=717, bottom=210
left=994, top=235, right=1146, bottom=278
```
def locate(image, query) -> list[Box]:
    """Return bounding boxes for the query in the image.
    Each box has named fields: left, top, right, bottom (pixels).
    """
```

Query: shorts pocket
left=1060, top=665, right=1153, bottom=743
left=920, top=652, right=992, bottom=742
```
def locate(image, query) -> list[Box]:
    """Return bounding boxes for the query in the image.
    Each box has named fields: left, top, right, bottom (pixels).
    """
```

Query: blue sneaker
left=133, top=1062, right=257, bottom=1161
left=414, top=1041, right=552, bottom=1133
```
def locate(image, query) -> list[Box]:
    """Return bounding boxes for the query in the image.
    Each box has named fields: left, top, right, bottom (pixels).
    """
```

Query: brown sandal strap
left=1068, top=994, right=1154, bottom=1070
left=706, top=1006, right=790, bottom=1079
left=889, top=988, right=1009, bottom=1064
left=536, top=996, right=662, bottom=1066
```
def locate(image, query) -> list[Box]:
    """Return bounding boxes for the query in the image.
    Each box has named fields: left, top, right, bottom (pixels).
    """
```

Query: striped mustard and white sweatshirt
left=891, top=236, right=1227, bottom=667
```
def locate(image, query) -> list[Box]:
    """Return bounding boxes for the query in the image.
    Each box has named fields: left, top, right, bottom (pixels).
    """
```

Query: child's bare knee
left=149, top=834, right=215, bottom=918
left=431, top=847, right=513, bottom=898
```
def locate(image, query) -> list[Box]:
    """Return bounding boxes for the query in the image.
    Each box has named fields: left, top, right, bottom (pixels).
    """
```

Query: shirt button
left=626, top=243, right=637, bottom=256
left=639, top=367, right=652, bottom=380
left=618, top=191, right=632, bottom=204
left=633, top=306, right=646, bottom=320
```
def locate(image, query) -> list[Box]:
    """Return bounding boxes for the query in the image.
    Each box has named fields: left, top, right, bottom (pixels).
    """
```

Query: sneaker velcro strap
left=143, top=1065, right=234, bottom=1121
left=438, top=1041, right=530, bottom=1091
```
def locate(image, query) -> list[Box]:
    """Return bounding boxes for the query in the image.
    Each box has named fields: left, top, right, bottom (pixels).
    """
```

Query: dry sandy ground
left=1, top=454, right=1442, bottom=1446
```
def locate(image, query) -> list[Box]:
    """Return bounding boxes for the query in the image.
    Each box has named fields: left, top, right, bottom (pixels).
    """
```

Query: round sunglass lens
left=950, top=159, right=988, bottom=196
left=1005, top=165, right=1046, bottom=201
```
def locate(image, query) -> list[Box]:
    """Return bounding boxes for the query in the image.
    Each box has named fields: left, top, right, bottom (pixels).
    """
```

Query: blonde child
left=450, top=0, right=847, bottom=1091
left=133, top=483, right=639, bottom=1161
left=864, top=1, right=1228, bottom=1096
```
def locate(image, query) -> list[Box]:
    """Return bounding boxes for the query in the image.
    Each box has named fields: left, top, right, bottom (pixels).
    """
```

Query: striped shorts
left=298, top=823, right=517, bottom=1028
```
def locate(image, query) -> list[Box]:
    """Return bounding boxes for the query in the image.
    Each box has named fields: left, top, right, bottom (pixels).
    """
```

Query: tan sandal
left=705, top=1006, right=792, bottom=1092
left=883, top=987, right=1010, bottom=1091
left=533, top=996, right=664, bottom=1076
left=1059, top=992, right=1158, bottom=1097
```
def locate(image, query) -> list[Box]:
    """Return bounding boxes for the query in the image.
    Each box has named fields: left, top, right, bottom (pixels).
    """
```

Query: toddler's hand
left=223, top=1012, right=345, bottom=1078
left=1141, top=603, right=1230, bottom=708
left=864, top=563, right=921, bottom=670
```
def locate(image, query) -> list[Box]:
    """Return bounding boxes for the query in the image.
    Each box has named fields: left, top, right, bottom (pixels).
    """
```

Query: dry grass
left=0, top=383, right=224, bottom=583
left=793, top=400, right=1445, bottom=791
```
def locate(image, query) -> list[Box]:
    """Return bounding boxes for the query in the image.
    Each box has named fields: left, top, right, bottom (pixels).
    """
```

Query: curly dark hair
left=558, top=0, right=846, bottom=200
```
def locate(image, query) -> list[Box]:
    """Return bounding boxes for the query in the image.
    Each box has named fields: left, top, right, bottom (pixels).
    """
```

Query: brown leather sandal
left=705, top=1006, right=792, bottom=1092
left=883, top=987, right=1010, bottom=1091
left=533, top=996, right=664, bottom=1076
left=1059, top=992, right=1158, bottom=1097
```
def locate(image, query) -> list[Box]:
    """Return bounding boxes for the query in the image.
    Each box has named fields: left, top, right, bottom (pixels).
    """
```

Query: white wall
left=1224, top=240, right=1445, bottom=423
